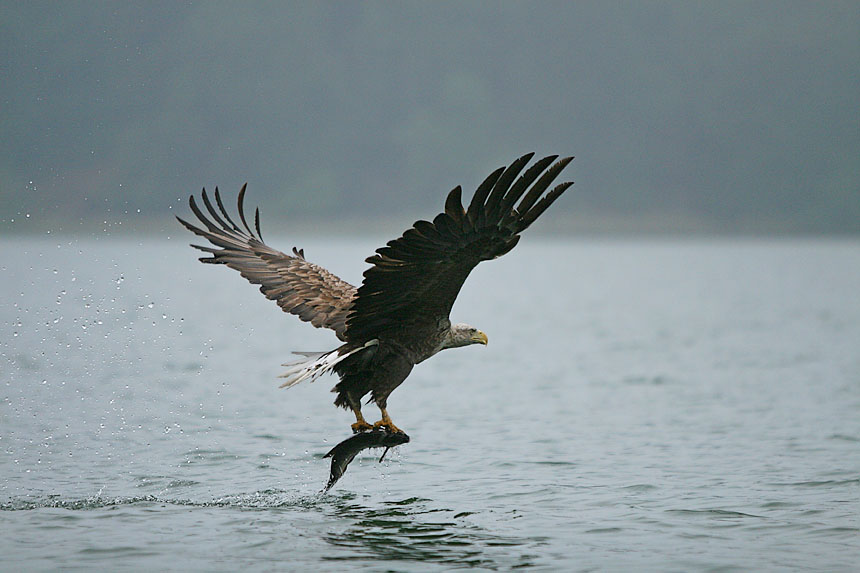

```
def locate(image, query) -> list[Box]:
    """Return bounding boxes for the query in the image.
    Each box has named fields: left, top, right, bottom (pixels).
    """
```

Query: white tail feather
left=277, top=340, right=378, bottom=389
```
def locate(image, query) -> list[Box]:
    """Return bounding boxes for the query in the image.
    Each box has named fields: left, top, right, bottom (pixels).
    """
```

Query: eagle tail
left=277, top=340, right=378, bottom=388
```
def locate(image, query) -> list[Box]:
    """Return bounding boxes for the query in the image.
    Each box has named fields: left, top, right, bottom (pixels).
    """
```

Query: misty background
left=1, top=1, right=858, bottom=235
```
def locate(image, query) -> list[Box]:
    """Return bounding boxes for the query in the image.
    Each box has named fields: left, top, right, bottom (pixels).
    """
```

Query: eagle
left=177, top=153, right=573, bottom=434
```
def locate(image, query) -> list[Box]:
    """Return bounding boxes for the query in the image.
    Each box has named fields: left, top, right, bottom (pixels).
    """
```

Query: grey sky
left=1, top=1, right=858, bottom=234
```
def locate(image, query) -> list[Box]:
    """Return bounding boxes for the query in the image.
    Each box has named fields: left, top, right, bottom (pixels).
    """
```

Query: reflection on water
left=322, top=494, right=542, bottom=568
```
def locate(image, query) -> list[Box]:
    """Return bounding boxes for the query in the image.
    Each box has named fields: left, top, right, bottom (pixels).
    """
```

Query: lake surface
left=2, top=236, right=859, bottom=571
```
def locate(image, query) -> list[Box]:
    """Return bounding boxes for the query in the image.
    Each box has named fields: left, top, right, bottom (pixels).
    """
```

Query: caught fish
left=323, top=429, right=410, bottom=491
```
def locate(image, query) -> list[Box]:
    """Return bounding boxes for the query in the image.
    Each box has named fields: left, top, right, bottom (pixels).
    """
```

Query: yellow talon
left=351, top=420, right=373, bottom=433
left=372, top=420, right=403, bottom=434
left=372, top=408, right=404, bottom=434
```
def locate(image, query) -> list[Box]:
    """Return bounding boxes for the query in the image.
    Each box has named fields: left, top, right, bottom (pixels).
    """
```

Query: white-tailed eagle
left=177, top=153, right=573, bottom=433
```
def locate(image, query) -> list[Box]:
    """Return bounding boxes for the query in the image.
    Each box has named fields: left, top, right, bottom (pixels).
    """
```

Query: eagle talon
left=372, top=420, right=404, bottom=435
left=351, top=420, right=373, bottom=434
left=371, top=407, right=404, bottom=434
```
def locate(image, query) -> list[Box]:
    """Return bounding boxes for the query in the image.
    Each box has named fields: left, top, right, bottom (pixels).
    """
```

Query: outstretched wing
left=177, top=185, right=357, bottom=341
left=345, top=153, right=574, bottom=342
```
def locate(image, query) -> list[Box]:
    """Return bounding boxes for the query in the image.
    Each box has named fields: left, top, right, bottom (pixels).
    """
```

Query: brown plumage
left=177, top=153, right=574, bottom=434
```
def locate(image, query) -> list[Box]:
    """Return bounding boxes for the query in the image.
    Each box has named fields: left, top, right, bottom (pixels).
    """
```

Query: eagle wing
left=345, top=153, right=574, bottom=343
left=176, top=186, right=356, bottom=341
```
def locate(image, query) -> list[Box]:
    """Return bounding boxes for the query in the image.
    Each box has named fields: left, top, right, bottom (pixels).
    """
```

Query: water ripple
left=667, top=509, right=764, bottom=519
left=771, top=478, right=860, bottom=488
left=319, top=494, right=544, bottom=568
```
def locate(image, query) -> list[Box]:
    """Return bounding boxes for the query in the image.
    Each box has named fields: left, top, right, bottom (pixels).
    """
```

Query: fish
left=322, top=429, right=410, bottom=491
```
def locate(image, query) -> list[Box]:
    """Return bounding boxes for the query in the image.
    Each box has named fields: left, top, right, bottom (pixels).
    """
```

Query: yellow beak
left=472, top=330, right=488, bottom=345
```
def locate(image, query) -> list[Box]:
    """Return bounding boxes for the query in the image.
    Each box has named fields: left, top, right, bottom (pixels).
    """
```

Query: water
left=2, top=236, right=859, bottom=571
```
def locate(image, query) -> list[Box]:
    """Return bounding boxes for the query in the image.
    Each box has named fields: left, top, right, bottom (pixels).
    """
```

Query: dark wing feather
left=176, top=185, right=357, bottom=341
left=345, top=153, right=574, bottom=342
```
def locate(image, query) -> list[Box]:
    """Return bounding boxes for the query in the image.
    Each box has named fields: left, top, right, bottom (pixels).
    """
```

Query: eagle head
left=443, top=323, right=488, bottom=349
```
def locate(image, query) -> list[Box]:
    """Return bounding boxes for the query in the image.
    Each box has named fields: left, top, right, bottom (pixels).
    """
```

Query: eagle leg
left=350, top=406, right=373, bottom=434
left=372, top=407, right=404, bottom=435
